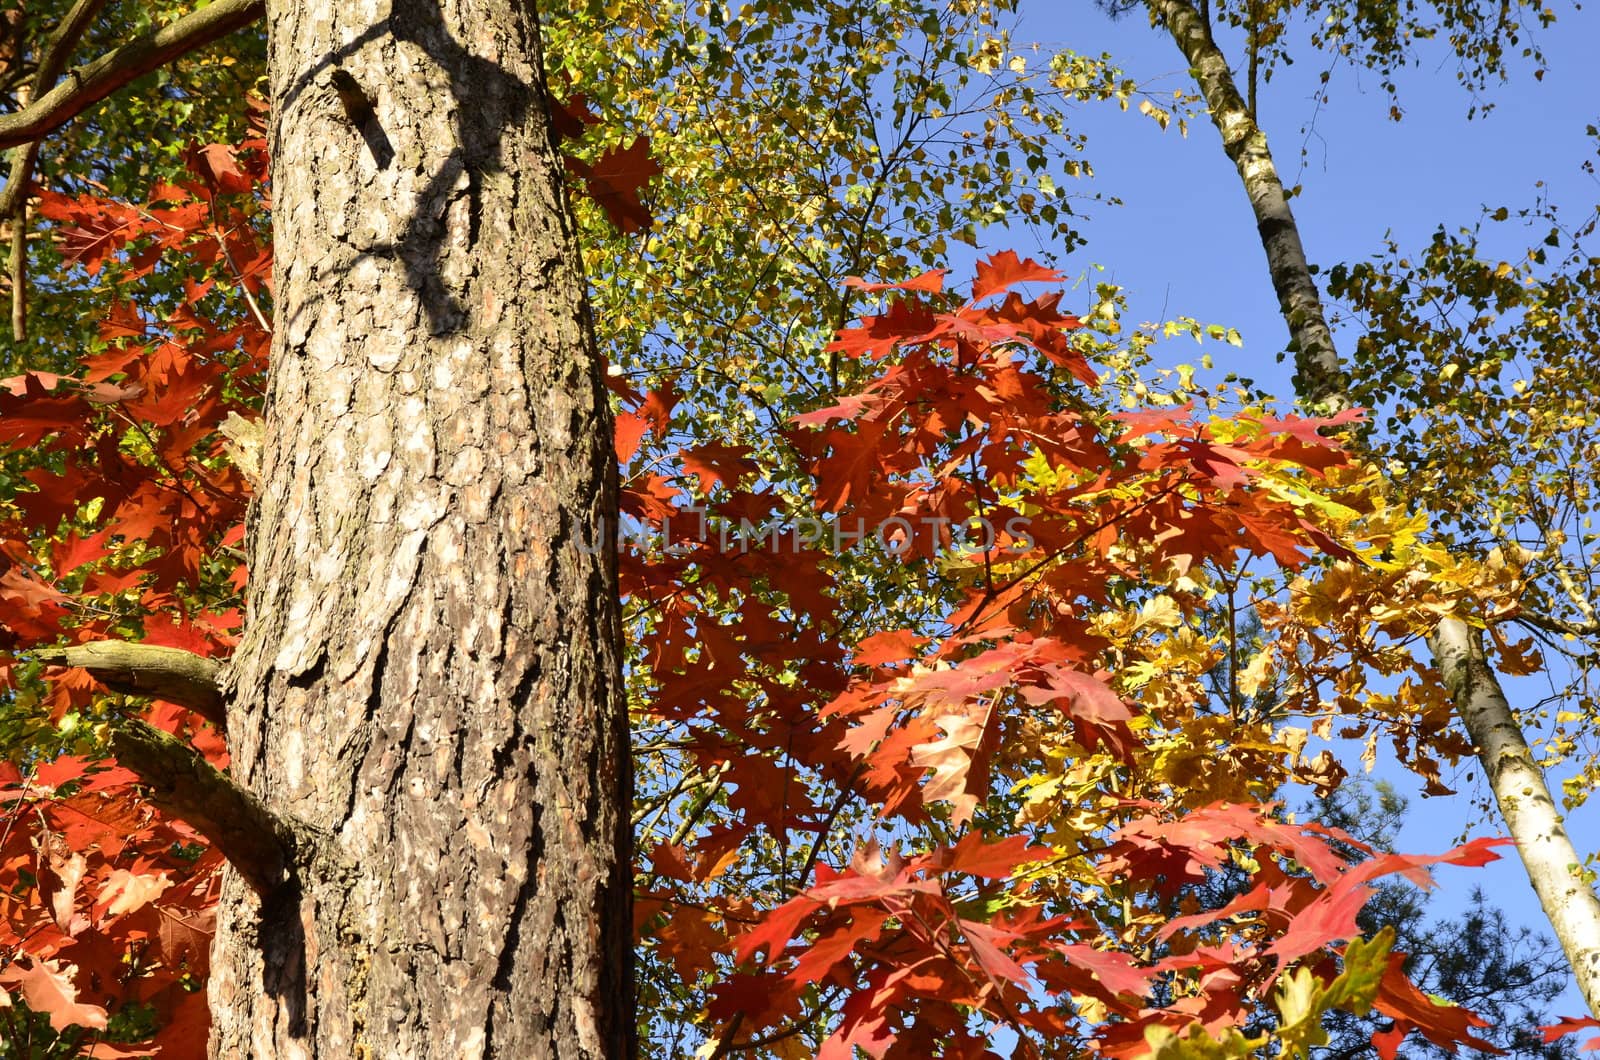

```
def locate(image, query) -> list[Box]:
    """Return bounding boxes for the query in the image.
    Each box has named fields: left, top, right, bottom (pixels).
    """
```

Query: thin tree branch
left=8, top=207, right=23, bottom=341
left=106, top=718, right=292, bottom=896
left=1515, top=611, right=1600, bottom=638
left=0, top=0, right=107, bottom=216
left=1, top=0, right=109, bottom=340
left=0, top=0, right=265, bottom=151
left=33, top=640, right=226, bottom=725
left=668, top=768, right=727, bottom=846
left=790, top=765, right=864, bottom=894
left=1153, top=0, right=1600, bottom=1014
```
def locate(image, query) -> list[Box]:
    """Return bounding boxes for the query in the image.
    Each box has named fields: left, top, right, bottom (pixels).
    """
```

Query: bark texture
left=1154, top=0, right=1600, bottom=1016
left=209, top=2, right=632, bottom=1056
left=1151, top=0, right=1346, bottom=411
left=1430, top=618, right=1600, bottom=1015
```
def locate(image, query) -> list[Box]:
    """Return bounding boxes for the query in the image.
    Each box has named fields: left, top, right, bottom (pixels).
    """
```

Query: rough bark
left=1430, top=618, right=1600, bottom=1015
left=1151, top=0, right=1600, bottom=1017
left=208, top=2, right=632, bottom=1057
left=1150, top=0, right=1346, bottom=411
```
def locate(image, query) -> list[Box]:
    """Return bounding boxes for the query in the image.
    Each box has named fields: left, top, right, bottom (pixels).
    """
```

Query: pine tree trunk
left=207, top=2, right=633, bottom=1056
left=1151, top=0, right=1600, bottom=1018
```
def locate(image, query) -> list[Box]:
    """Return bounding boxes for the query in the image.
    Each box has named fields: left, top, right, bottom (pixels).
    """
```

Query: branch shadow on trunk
left=274, top=2, right=552, bottom=339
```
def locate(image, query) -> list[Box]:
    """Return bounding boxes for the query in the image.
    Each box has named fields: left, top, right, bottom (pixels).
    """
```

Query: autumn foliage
left=0, top=129, right=264, bottom=1054
left=0, top=133, right=1568, bottom=1057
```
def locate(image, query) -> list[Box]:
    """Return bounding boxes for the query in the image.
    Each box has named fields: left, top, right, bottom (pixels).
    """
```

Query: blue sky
left=990, top=0, right=1599, bottom=1018
left=1019, top=2, right=1597, bottom=374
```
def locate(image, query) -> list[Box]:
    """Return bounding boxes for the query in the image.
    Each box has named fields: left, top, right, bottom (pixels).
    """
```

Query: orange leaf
left=0, top=958, right=108, bottom=1032
left=844, top=268, right=947, bottom=294
left=972, top=250, right=1062, bottom=300
left=97, top=869, right=173, bottom=921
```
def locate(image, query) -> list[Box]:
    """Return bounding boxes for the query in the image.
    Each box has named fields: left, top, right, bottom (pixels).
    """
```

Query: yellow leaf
left=1138, top=594, right=1183, bottom=630
left=1238, top=649, right=1276, bottom=697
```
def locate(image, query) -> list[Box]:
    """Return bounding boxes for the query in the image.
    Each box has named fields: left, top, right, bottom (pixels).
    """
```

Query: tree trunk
left=207, top=2, right=633, bottom=1057
left=1150, top=0, right=1345, bottom=412
left=1430, top=619, right=1600, bottom=1015
left=1150, top=0, right=1600, bottom=1018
